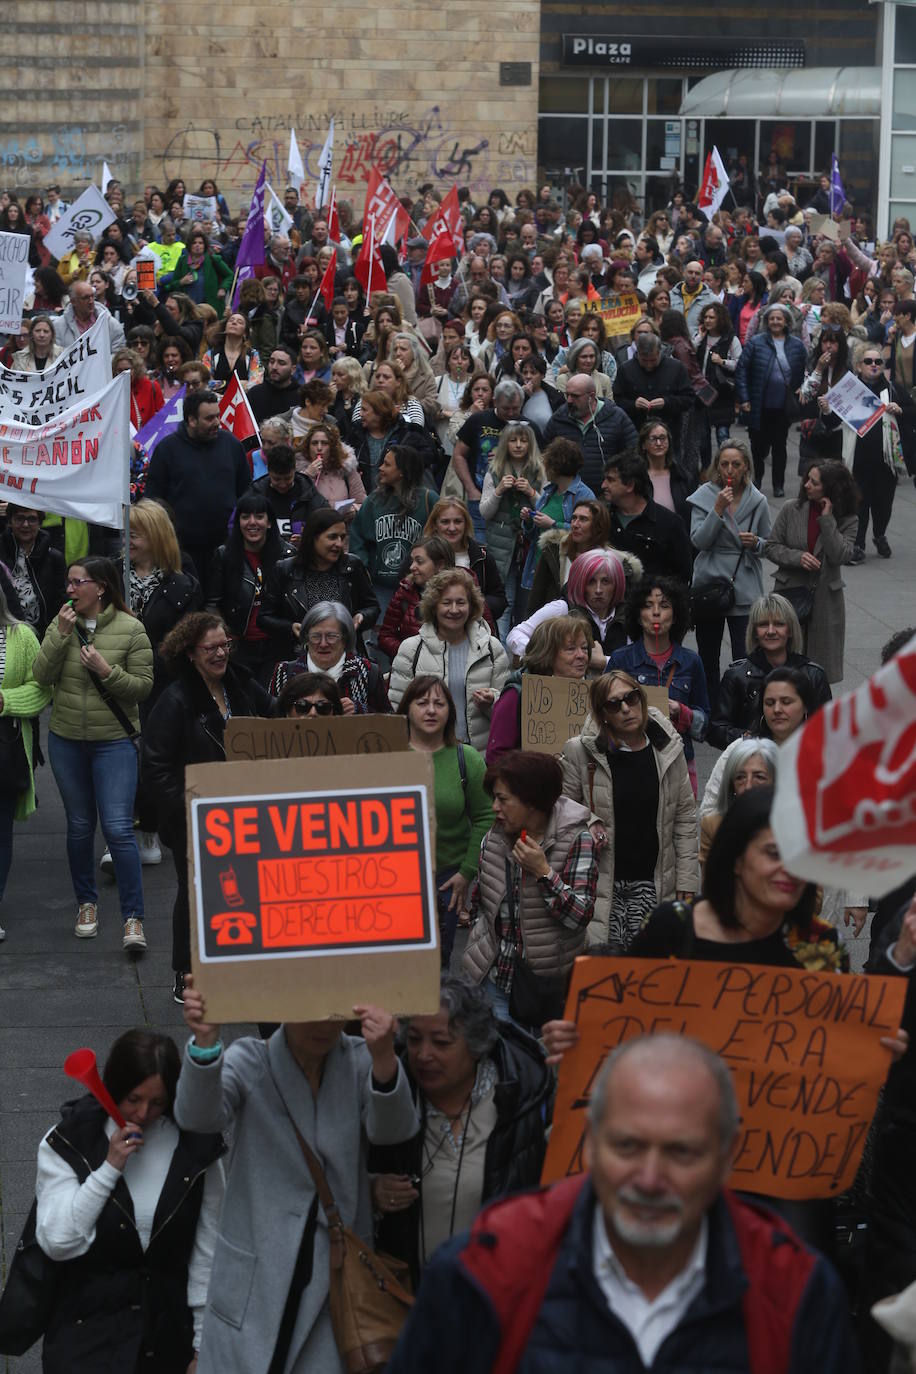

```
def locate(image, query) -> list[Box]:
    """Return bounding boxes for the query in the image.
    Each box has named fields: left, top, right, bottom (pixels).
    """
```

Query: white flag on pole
left=288, top=128, right=305, bottom=186
left=44, top=185, right=117, bottom=260
left=315, top=118, right=335, bottom=209
left=101, top=161, right=114, bottom=194
left=265, top=184, right=294, bottom=237
left=697, top=146, right=730, bottom=216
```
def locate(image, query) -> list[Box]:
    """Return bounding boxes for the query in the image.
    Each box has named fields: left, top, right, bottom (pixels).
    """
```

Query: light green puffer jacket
left=33, top=605, right=153, bottom=741
left=0, top=622, right=52, bottom=819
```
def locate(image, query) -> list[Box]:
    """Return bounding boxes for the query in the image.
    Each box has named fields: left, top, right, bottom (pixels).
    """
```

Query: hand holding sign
left=353, top=1004, right=398, bottom=1082
left=182, top=974, right=220, bottom=1049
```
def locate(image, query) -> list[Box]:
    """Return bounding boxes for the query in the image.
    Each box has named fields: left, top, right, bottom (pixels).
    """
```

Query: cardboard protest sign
left=585, top=292, right=642, bottom=336
left=809, top=213, right=839, bottom=242
left=521, top=675, right=589, bottom=754
left=0, top=233, right=30, bottom=333
left=825, top=371, right=886, bottom=437
left=225, top=714, right=408, bottom=762
left=542, top=957, right=905, bottom=1199
left=187, top=755, right=440, bottom=1021
left=136, top=259, right=157, bottom=291
left=773, top=634, right=916, bottom=895
left=45, top=184, right=116, bottom=260
left=0, top=315, right=112, bottom=426
left=643, top=686, right=670, bottom=718
left=183, top=194, right=217, bottom=224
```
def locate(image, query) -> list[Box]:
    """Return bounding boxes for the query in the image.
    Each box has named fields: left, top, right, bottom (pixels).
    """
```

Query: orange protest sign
left=136, top=259, right=157, bottom=291
left=187, top=755, right=440, bottom=1021
left=541, top=956, right=905, bottom=1199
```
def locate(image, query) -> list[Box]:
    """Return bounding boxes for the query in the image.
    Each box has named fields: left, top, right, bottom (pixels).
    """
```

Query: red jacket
left=130, top=373, right=164, bottom=430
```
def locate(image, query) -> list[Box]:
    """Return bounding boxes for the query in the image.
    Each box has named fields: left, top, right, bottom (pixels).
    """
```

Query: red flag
left=419, top=185, right=463, bottom=287
left=354, top=217, right=386, bottom=298
left=219, top=374, right=260, bottom=452
left=306, top=255, right=336, bottom=327
left=363, top=165, right=411, bottom=244
left=419, top=225, right=458, bottom=290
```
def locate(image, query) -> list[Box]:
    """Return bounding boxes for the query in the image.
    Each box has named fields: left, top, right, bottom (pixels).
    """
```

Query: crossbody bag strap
left=269, top=1076, right=346, bottom=1264
left=87, top=670, right=139, bottom=742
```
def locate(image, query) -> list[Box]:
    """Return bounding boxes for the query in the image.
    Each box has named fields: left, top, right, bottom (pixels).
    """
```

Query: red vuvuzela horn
left=64, top=1048, right=127, bottom=1128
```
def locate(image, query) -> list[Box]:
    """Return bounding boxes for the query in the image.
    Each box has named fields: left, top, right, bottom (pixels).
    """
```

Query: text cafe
left=537, top=21, right=879, bottom=217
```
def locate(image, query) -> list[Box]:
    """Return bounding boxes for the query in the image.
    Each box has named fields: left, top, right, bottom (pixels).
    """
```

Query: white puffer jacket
left=388, top=619, right=509, bottom=752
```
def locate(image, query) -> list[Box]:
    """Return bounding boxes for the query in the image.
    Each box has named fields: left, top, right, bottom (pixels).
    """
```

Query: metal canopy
left=679, top=68, right=881, bottom=118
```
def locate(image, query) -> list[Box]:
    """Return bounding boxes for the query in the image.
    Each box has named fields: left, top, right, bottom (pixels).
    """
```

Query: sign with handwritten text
left=224, top=714, right=408, bottom=762
left=0, top=233, right=30, bottom=333
left=521, top=675, right=589, bottom=754
left=542, top=957, right=905, bottom=1199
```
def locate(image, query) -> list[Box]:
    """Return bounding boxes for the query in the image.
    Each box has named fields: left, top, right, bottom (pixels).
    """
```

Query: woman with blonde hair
left=480, top=421, right=544, bottom=634
left=480, top=308, right=525, bottom=375
left=388, top=568, right=509, bottom=751
left=329, top=353, right=366, bottom=432
left=351, top=359, right=425, bottom=427
left=560, top=670, right=697, bottom=949
left=423, top=496, right=507, bottom=625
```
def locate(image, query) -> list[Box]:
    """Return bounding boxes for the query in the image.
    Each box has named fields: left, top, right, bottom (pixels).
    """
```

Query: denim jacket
left=520, top=474, right=595, bottom=588
left=606, top=638, right=709, bottom=763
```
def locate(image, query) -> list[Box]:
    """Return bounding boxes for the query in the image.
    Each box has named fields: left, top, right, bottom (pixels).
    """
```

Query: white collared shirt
left=592, top=1204, right=708, bottom=1366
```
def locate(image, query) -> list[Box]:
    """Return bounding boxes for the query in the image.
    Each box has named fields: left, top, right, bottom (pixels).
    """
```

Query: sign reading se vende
left=187, top=755, right=440, bottom=1021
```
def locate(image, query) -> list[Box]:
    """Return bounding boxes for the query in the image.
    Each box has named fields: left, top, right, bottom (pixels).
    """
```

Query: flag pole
left=366, top=216, right=375, bottom=300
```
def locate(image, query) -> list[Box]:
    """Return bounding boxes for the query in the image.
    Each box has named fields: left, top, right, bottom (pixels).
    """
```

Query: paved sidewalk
left=1, top=457, right=914, bottom=1371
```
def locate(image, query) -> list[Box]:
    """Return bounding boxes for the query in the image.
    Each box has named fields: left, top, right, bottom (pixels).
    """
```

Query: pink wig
left=565, top=548, right=626, bottom=610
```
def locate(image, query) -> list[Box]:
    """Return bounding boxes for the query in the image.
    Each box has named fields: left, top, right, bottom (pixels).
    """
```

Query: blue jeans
left=0, top=791, right=16, bottom=903
left=468, top=499, right=486, bottom=544
left=497, top=563, right=520, bottom=642
left=436, top=864, right=461, bottom=969
left=48, top=733, right=144, bottom=920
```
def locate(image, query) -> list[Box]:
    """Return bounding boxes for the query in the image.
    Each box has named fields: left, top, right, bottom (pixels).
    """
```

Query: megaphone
left=63, top=1048, right=126, bottom=1128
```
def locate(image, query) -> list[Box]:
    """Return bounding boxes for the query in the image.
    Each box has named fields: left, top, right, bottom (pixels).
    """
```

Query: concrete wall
left=8, top=2, right=541, bottom=215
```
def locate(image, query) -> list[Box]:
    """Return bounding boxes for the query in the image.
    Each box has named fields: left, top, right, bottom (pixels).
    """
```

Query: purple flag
left=134, top=385, right=185, bottom=456
left=830, top=154, right=846, bottom=216
left=231, top=161, right=267, bottom=308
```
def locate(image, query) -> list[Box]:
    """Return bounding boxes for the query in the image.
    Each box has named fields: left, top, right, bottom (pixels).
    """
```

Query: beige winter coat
left=462, top=794, right=594, bottom=983
left=560, top=707, right=699, bottom=945
left=388, top=619, right=509, bottom=752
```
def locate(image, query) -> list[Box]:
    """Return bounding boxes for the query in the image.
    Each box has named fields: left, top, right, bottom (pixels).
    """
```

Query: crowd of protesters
left=0, top=166, right=915, bottom=1374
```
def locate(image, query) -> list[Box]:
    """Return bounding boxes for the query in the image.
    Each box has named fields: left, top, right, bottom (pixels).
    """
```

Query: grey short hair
left=567, top=337, right=601, bottom=373
left=636, top=332, right=661, bottom=359
left=437, top=975, right=499, bottom=1058
left=715, top=738, right=779, bottom=815
left=588, top=1034, right=740, bottom=1154
left=493, top=378, right=524, bottom=406
left=299, top=600, right=355, bottom=653
left=745, top=593, right=804, bottom=654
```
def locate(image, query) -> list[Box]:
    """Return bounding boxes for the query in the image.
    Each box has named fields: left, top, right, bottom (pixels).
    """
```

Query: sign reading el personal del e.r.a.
left=191, top=785, right=436, bottom=962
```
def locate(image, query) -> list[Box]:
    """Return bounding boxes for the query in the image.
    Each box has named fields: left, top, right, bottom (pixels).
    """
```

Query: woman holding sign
left=142, top=612, right=274, bottom=1004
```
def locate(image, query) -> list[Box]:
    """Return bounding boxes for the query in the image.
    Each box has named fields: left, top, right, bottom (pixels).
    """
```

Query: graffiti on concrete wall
left=158, top=106, right=536, bottom=204
left=0, top=126, right=135, bottom=190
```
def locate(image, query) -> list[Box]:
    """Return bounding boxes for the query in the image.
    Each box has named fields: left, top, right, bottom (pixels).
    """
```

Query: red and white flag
left=219, top=374, right=260, bottom=451
left=305, top=255, right=337, bottom=327
left=773, top=634, right=916, bottom=896
left=697, top=146, right=730, bottom=215
left=419, top=184, right=463, bottom=288
left=363, top=166, right=411, bottom=245
left=354, top=216, right=386, bottom=298
left=326, top=185, right=341, bottom=246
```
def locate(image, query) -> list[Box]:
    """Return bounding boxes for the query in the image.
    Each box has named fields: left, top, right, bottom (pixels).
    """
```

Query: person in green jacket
left=0, top=583, right=52, bottom=941
left=159, top=227, right=233, bottom=315
left=397, top=674, right=493, bottom=967
left=347, top=444, right=438, bottom=622
left=33, top=557, right=154, bottom=953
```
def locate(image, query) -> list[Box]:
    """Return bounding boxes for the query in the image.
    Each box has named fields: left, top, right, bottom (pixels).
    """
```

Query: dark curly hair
left=624, top=576, right=690, bottom=644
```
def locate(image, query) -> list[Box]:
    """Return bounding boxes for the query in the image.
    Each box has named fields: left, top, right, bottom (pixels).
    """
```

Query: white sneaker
left=137, top=831, right=162, bottom=864
left=75, top=903, right=99, bottom=938
left=0, top=922, right=5, bottom=941
left=99, top=850, right=114, bottom=875
left=122, top=917, right=147, bottom=952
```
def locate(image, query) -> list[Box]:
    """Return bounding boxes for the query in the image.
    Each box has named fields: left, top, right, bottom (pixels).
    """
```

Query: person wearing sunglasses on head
left=141, top=612, right=275, bottom=1005
left=275, top=671, right=343, bottom=719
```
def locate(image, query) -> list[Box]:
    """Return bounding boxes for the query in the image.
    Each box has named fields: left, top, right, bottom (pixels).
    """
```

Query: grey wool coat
left=687, top=481, right=772, bottom=614
left=174, top=1029, right=418, bottom=1374
left=765, top=501, right=858, bottom=684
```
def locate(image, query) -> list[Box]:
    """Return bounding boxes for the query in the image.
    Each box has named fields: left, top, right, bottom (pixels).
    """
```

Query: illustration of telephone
left=219, top=865, right=244, bottom=907
left=210, top=911, right=258, bottom=946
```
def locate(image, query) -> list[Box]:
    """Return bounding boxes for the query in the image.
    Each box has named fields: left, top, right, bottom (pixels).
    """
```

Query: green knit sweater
left=431, top=743, right=493, bottom=880
left=0, top=622, right=52, bottom=819
left=33, top=605, right=153, bottom=741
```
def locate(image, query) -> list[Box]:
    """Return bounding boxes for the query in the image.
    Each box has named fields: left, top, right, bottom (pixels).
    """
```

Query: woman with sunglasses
left=142, top=612, right=274, bottom=1003
left=269, top=600, right=391, bottom=713
left=560, top=671, right=697, bottom=950
left=275, top=671, right=343, bottom=718
left=397, top=676, right=493, bottom=965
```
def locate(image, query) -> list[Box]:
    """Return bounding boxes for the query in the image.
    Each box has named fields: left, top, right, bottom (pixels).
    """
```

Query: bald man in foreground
left=388, top=1034, right=858, bottom=1374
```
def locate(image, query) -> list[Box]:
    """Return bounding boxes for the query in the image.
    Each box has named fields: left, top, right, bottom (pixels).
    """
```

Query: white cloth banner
left=0, top=233, right=31, bottom=333
left=0, top=315, right=112, bottom=425
left=45, top=185, right=116, bottom=260
left=773, top=633, right=916, bottom=897
left=0, top=372, right=130, bottom=527
left=265, top=183, right=293, bottom=237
